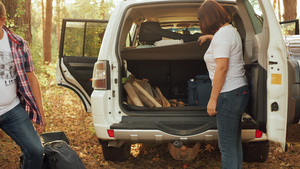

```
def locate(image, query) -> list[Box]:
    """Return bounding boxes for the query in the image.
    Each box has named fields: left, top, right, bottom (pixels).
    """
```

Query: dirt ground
left=0, top=87, right=300, bottom=169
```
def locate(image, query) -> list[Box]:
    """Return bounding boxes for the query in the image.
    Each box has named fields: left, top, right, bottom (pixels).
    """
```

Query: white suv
left=56, top=0, right=300, bottom=162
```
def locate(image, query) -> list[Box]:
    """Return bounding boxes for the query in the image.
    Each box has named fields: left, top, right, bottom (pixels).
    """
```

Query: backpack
left=43, top=140, right=86, bottom=169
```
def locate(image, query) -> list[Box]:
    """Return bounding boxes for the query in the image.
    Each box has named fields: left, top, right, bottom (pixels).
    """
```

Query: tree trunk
left=2, top=0, right=17, bottom=22
left=278, top=0, right=281, bottom=22
left=283, top=0, right=297, bottom=20
left=18, top=0, right=32, bottom=44
left=56, top=0, right=61, bottom=48
left=273, top=0, right=277, bottom=10
left=2, top=0, right=32, bottom=43
left=42, top=0, right=46, bottom=61
left=100, top=0, right=105, bottom=19
left=44, top=0, right=53, bottom=64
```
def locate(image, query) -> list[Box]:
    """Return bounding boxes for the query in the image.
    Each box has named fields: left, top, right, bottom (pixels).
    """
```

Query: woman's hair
left=0, top=2, right=6, bottom=18
left=197, top=0, right=230, bottom=35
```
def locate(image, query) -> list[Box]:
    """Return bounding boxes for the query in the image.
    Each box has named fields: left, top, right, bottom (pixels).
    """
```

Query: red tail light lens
left=107, top=129, right=114, bottom=137
left=255, top=130, right=263, bottom=138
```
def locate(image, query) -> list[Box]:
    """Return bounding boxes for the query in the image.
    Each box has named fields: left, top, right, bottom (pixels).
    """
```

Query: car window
left=244, top=0, right=263, bottom=34
left=126, top=23, right=138, bottom=47
left=63, top=21, right=107, bottom=57
left=120, top=3, right=212, bottom=49
left=280, top=19, right=299, bottom=35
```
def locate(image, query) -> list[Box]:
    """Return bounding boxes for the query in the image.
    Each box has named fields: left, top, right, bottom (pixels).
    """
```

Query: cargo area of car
left=117, top=35, right=259, bottom=135
left=118, top=3, right=242, bottom=109
left=113, top=2, right=259, bottom=134
left=121, top=40, right=210, bottom=108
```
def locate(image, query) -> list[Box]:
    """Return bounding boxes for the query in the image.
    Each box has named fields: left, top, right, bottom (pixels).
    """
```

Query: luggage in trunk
left=188, top=74, right=212, bottom=107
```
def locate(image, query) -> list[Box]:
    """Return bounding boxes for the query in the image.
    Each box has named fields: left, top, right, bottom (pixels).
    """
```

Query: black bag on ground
left=44, top=140, right=86, bottom=169
left=20, top=131, right=85, bottom=169
left=188, top=74, right=212, bottom=107
left=40, top=131, right=69, bottom=145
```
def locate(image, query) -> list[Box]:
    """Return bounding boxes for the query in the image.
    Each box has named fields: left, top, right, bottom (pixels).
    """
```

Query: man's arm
left=26, top=71, right=46, bottom=134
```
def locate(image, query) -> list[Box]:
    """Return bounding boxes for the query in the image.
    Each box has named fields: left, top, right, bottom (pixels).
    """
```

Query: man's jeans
left=216, top=85, right=249, bottom=169
left=0, top=104, right=44, bottom=169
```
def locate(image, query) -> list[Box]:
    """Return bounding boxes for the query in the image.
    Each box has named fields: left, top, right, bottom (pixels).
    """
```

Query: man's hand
left=36, top=124, right=45, bottom=134
left=35, top=113, right=46, bottom=134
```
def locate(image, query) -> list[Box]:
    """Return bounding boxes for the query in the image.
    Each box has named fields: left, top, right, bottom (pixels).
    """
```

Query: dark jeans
left=0, top=104, right=44, bottom=169
left=216, top=85, right=249, bottom=169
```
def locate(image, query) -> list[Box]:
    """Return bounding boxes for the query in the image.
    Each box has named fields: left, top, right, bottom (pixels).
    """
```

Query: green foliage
left=5, top=16, right=26, bottom=37
left=69, top=0, right=115, bottom=20
left=30, top=43, right=57, bottom=90
left=4, top=15, right=15, bottom=27
left=15, top=0, right=26, bottom=18
left=63, top=24, right=85, bottom=56
left=30, top=0, right=115, bottom=63
left=281, top=23, right=298, bottom=35
left=84, top=23, right=106, bottom=57
left=4, top=0, right=27, bottom=37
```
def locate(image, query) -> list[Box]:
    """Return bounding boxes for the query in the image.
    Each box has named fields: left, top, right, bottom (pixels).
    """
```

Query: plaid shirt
left=3, top=26, right=42, bottom=126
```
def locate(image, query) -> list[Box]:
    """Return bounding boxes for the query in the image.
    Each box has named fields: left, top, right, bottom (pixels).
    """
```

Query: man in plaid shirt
left=0, top=2, right=46, bottom=168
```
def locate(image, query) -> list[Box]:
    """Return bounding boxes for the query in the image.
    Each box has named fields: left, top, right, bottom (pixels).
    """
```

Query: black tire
left=243, top=140, right=269, bottom=162
left=99, top=139, right=131, bottom=161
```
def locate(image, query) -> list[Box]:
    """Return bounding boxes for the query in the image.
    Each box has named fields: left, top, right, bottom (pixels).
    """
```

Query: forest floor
left=0, top=84, right=300, bottom=169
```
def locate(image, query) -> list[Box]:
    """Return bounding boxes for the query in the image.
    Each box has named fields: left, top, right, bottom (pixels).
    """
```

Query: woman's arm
left=198, top=34, right=214, bottom=45
left=207, top=58, right=229, bottom=116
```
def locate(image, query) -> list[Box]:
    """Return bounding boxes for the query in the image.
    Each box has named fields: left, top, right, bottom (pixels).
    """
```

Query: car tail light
left=92, top=60, right=109, bottom=89
left=107, top=129, right=114, bottom=137
left=255, top=130, right=263, bottom=138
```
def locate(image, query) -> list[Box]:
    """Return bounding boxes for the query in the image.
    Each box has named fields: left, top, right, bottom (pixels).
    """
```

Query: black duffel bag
left=44, top=140, right=86, bottom=169
left=20, top=132, right=86, bottom=169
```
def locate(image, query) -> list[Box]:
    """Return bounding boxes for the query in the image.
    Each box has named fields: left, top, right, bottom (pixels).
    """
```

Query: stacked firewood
left=123, top=75, right=185, bottom=107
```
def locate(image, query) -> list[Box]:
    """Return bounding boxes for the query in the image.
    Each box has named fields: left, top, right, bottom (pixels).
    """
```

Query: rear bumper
left=110, top=129, right=257, bottom=143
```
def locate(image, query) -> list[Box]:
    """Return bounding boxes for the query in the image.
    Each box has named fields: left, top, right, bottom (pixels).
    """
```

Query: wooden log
left=168, top=99, right=177, bottom=104
left=127, top=96, right=134, bottom=105
left=169, top=99, right=177, bottom=107
left=133, top=78, right=154, bottom=97
left=170, top=103, right=177, bottom=107
left=123, top=83, right=144, bottom=107
left=132, top=81, right=162, bottom=108
left=177, top=101, right=185, bottom=107
left=152, top=87, right=162, bottom=105
left=143, top=82, right=154, bottom=97
left=155, top=87, right=171, bottom=107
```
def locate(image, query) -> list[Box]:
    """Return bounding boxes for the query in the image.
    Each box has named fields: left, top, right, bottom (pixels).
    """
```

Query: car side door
left=56, top=19, right=108, bottom=112
left=258, top=0, right=289, bottom=150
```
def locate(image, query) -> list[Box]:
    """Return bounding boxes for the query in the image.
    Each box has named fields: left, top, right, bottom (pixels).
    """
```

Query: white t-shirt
left=0, top=29, right=20, bottom=116
left=204, top=24, right=247, bottom=93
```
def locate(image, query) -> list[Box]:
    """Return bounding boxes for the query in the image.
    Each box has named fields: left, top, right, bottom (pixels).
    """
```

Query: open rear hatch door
left=56, top=19, right=108, bottom=112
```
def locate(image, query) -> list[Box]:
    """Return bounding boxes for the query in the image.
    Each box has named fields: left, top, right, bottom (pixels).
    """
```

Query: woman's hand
left=207, top=98, right=217, bottom=116
left=198, top=34, right=213, bottom=45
